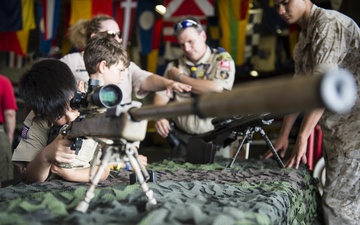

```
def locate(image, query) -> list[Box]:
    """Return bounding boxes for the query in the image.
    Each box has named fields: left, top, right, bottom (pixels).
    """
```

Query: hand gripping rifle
left=63, top=70, right=356, bottom=213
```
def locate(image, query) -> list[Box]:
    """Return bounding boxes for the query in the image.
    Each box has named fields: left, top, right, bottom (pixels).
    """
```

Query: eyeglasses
left=173, top=19, right=199, bottom=33
left=106, top=30, right=122, bottom=39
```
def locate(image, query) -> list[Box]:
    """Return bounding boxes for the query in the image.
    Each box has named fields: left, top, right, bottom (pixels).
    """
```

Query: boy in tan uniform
left=12, top=33, right=132, bottom=183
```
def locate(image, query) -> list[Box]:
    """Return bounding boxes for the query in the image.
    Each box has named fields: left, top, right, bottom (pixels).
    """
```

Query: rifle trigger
left=71, top=137, right=83, bottom=155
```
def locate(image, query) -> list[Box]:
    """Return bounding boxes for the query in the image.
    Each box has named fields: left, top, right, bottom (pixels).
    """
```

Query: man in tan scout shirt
left=154, top=17, right=235, bottom=162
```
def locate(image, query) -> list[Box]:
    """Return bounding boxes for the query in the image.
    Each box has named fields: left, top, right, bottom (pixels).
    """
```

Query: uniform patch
left=220, top=71, right=230, bottom=79
left=219, top=60, right=231, bottom=71
left=21, top=124, right=30, bottom=140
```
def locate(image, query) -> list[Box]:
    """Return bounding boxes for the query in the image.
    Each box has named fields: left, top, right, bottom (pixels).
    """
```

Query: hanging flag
left=92, top=0, right=113, bottom=16
left=164, top=0, right=214, bottom=18
left=0, top=0, right=23, bottom=31
left=0, top=0, right=35, bottom=57
left=136, top=0, right=157, bottom=54
left=0, top=32, right=22, bottom=56
left=37, top=2, right=52, bottom=55
left=70, top=0, right=113, bottom=26
left=231, top=0, right=251, bottom=21
left=113, top=0, right=137, bottom=49
left=42, top=0, right=61, bottom=40
left=61, top=1, right=74, bottom=56
left=217, top=0, right=252, bottom=66
left=147, top=15, right=163, bottom=73
left=244, top=8, right=263, bottom=61
left=70, top=0, right=92, bottom=24
left=135, top=0, right=164, bottom=73
left=162, top=0, right=213, bottom=43
left=206, top=16, right=220, bottom=47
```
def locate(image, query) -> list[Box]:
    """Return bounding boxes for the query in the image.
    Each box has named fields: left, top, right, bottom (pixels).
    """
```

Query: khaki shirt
left=119, top=62, right=152, bottom=104
left=12, top=111, right=98, bottom=169
left=161, top=46, right=235, bottom=134
left=293, top=5, right=360, bottom=159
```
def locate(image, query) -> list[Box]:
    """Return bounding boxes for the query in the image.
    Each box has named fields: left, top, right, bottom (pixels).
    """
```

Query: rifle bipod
left=227, top=126, right=285, bottom=168
left=75, top=140, right=157, bottom=213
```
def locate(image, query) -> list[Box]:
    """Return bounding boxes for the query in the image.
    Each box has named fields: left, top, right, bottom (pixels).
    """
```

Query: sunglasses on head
left=173, top=19, right=199, bottom=33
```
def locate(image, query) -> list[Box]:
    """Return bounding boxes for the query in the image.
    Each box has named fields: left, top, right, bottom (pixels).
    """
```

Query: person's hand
left=154, top=118, right=171, bottom=138
left=165, top=67, right=192, bottom=95
left=263, top=134, right=289, bottom=160
left=45, top=133, right=76, bottom=164
left=285, top=138, right=308, bottom=169
left=165, top=81, right=192, bottom=96
left=137, top=154, right=148, bottom=167
left=50, top=164, right=75, bottom=180
left=121, top=154, right=148, bottom=171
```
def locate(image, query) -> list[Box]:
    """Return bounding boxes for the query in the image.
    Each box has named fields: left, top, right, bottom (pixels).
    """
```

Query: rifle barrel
left=130, top=70, right=356, bottom=121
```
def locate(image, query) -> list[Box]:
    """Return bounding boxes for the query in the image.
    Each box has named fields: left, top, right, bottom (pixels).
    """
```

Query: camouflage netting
left=0, top=159, right=323, bottom=225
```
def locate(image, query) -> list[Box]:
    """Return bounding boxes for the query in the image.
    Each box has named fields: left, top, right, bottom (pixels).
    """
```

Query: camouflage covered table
left=0, top=159, right=322, bottom=225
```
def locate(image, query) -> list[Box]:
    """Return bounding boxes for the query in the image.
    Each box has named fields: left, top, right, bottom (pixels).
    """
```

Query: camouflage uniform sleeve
left=310, top=15, right=346, bottom=76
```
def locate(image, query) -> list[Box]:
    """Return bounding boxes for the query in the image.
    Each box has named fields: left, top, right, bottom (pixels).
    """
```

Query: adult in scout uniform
left=154, top=17, right=235, bottom=161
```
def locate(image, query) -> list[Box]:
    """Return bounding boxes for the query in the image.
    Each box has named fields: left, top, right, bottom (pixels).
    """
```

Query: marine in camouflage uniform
left=270, top=1, right=360, bottom=224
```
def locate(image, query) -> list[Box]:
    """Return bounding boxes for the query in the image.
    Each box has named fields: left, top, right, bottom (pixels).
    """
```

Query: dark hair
left=85, top=14, right=114, bottom=42
left=19, top=59, right=77, bottom=121
left=84, top=32, right=130, bottom=75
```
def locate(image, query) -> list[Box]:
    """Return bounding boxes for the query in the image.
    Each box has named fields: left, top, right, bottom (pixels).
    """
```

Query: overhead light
left=250, top=70, right=259, bottom=77
left=155, top=4, right=166, bottom=15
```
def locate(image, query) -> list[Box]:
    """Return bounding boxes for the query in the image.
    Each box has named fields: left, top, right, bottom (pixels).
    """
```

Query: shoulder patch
left=220, top=71, right=230, bottom=79
left=216, top=52, right=232, bottom=61
left=220, top=60, right=231, bottom=71
left=21, top=124, right=30, bottom=140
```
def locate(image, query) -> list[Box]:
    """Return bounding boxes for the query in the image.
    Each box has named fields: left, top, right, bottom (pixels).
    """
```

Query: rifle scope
left=70, top=84, right=122, bottom=109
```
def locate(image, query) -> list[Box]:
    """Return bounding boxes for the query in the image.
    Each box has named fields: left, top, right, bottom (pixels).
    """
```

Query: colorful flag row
left=0, top=0, right=260, bottom=70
